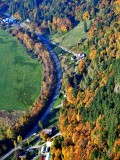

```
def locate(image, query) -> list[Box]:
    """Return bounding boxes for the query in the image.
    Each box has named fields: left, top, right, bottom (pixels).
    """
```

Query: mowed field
left=0, top=30, right=42, bottom=111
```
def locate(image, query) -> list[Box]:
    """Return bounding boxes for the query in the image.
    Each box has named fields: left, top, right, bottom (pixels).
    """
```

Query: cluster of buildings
left=0, top=14, right=20, bottom=26
left=0, top=17, right=14, bottom=24
left=42, top=126, right=56, bottom=136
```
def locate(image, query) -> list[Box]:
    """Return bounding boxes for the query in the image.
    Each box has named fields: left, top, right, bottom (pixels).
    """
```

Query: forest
left=0, top=0, right=100, bottom=34
left=50, top=0, right=120, bottom=159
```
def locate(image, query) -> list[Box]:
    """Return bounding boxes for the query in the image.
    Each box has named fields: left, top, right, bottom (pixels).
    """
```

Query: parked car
left=46, top=147, right=50, bottom=153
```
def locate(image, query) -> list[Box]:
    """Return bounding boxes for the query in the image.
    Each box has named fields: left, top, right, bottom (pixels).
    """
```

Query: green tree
left=84, top=21, right=87, bottom=32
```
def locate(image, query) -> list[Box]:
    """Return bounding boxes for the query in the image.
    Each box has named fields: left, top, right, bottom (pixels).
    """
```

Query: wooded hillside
left=50, top=0, right=120, bottom=159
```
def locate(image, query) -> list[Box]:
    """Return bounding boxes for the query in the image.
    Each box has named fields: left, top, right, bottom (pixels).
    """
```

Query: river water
left=26, top=34, right=62, bottom=138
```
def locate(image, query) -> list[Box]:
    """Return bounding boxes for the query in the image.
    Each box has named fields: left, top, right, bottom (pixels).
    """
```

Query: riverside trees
left=0, top=28, right=57, bottom=157
left=12, top=28, right=57, bottom=133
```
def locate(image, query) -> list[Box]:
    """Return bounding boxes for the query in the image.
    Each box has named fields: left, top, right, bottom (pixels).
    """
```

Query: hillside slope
left=50, top=1, right=120, bottom=159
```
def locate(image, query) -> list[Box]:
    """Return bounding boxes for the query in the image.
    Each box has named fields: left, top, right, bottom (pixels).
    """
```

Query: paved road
left=1, top=148, right=17, bottom=160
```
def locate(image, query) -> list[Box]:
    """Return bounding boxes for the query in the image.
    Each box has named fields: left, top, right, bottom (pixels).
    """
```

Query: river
left=25, top=34, right=62, bottom=137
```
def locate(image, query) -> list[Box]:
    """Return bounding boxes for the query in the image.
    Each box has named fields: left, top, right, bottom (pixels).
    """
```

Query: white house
left=77, top=53, right=86, bottom=59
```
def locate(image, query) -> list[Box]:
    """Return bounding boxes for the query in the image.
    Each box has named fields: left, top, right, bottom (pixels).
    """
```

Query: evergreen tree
left=92, top=8, right=96, bottom=18
left=89, top=20, right=92, bottom=30
left=84, top=21, right=87, bottom=32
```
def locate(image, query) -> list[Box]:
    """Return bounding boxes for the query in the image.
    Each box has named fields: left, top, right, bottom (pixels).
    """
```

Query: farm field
left=0, top=30, right=42, bottom=111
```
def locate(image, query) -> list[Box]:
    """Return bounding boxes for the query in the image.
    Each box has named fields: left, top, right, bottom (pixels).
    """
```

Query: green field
left=48, top=20, right=91, bottom=50
left=0, top=30, right=42, bottom=111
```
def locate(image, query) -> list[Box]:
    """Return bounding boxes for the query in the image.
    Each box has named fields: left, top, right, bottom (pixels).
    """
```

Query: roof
left=46, top=141, right=52, bottom=147
left=42, top=128, right=52, bottom=134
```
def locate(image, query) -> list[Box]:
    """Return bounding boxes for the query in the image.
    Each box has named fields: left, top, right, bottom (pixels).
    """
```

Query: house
left=1, top=17, right=14, bottom=25
left=42, top=128, right=53, bottom=135
left=77, top=53, right=86, bottom=59
left=46, top=141, right=52, bottom=147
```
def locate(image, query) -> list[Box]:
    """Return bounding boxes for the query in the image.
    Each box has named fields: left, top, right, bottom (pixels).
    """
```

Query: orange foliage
left=114, top=0, right=120, bottom=15
left=13, top=12, right=22, bottom=20
left=83, top=88, right=94, bottom=107
left=52, top=17, right=72, bottom=33
left=60, top=24, right=67, bottom=33
left=78, top=59, right=86, bottom=73
left=99, top=73, right=107, bottom=87
left=17, top=31, right=24, bottom=40
left=89, top=49, right=97, bottom=60
left=66, top=86, right=77, bottom=104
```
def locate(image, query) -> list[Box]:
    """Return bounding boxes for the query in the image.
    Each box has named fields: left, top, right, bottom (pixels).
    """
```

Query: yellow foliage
left=66, top=86, right=77, bottom=104
left=13, top=12, right=22, bottom=20
left=114, top=0, right=120, bottom=15
left=83, top=11, right=90, bottom=20
left=78, top=59, right=86, bottom=72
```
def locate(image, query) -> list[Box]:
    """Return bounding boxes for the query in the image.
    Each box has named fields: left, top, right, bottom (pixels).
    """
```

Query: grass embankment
left=48, top=20, right=91, bottom=51
left=0, top=30, right=42, bottom=111
left=52, top=94, right=64, bottom=108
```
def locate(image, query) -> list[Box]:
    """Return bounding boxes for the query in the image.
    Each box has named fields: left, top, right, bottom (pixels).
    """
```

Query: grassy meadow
left=48, top=20, right=91, bottom=50
left=0, top=30, right=42, bottom=111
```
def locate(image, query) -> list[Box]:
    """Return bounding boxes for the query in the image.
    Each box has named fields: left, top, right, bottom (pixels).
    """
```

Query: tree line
left=0, top=27, right=58, bottom=157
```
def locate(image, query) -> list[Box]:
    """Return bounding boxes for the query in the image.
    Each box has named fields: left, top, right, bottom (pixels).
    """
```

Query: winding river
left=26, top=34, right=62, bottom=137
